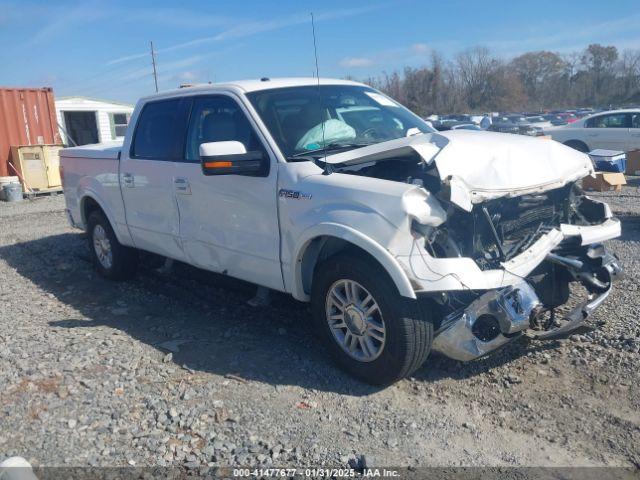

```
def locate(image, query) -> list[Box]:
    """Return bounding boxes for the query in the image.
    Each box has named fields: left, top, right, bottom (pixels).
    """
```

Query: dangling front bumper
left=431, top=247, right=623, bottom=362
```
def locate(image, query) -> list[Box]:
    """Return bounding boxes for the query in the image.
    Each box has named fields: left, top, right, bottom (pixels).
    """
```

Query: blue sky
left=1, top=0, right=639, bottom=104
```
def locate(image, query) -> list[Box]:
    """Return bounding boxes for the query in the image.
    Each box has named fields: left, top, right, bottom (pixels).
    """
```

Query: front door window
left=184, top=96, right=264, bottom=162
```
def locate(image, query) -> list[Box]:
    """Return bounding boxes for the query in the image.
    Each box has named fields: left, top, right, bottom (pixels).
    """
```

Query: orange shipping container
left=0, top=87, right=61, bottom=177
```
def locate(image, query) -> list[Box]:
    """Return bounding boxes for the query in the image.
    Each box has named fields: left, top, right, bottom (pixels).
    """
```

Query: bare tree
left=455, top=47, right=497, bottom=109
left=581, top=44, right=619, bottom=104
left=619, top=49, right=640, bottom=102
left=364, top=43, right=640, bottom=114
left=510, top=51, right=568, bottom=108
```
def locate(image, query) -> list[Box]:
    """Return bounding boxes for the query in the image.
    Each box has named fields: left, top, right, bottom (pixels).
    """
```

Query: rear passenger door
left=120, top=98, right=189, bottom=260
left=585, top=113, right=631, bottom=151
left=173, top=94, right=283, bottom=291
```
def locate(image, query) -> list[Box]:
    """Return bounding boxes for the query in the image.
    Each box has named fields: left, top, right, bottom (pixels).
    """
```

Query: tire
left=564, top=140, right=589, bottom=153
left=87, top=210, right=138, bottom=280
left=311, top=252, right=432, bottom=385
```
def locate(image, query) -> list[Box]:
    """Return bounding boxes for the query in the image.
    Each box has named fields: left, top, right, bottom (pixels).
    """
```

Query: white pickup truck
left=61, top=78, right=622, bottom=385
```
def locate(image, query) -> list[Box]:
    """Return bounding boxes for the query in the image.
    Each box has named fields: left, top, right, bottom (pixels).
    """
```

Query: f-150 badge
left=279, top=189, right=312, bottom=200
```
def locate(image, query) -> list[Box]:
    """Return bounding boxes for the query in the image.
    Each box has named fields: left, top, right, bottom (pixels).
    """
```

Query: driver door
left=173, top=95, right=283, bottom=291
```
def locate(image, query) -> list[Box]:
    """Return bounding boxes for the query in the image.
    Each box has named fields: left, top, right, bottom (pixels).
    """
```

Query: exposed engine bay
left=335, top=153, right=623, bottom=360
left=426, top=184, right=611, bottom=270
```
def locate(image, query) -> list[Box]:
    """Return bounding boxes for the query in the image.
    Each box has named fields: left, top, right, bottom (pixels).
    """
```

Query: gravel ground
left=0, top=186, right=638, bottom=470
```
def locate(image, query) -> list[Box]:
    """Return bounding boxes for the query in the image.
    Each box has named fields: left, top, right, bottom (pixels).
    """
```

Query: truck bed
left=60, top=141, right=123, bottom=160
left=60, top=141, right=131, bottom=245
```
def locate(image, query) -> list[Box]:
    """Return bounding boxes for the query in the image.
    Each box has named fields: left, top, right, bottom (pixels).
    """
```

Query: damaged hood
left=324, top=130, right=594, bottom=211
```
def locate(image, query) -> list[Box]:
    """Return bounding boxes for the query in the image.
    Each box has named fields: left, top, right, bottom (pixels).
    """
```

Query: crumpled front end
left=403, top=185, right=623, bottom=361
left=324, top=131, right=622, bottom=360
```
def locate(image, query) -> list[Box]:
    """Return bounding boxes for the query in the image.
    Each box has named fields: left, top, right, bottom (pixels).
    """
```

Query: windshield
left=246, top=85, right=435, bottom=159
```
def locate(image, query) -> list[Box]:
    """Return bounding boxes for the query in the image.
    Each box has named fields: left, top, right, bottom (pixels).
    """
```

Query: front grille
left=439, top=184, right=592, bottom=271
left=499, top=204, right=556, bottom=237
left=472, top=193, right=565, bottom=269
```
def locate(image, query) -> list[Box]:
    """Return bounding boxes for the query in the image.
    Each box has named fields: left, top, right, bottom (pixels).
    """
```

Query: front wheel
left=87, top=210, right=138, bottom=280
left=311, top=253, right=432, bottom=385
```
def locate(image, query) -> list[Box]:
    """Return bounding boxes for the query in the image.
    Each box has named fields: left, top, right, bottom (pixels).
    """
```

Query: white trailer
left=55, top=96, right=133, bottom=146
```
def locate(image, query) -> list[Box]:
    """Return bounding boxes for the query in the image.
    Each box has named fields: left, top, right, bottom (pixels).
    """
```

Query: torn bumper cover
left=431, top=249, right=622, bottom=361
left=432, top=281, right=540, bottom=361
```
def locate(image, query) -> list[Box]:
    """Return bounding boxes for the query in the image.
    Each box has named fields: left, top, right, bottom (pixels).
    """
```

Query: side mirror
left=200, top=141, right=267, bottom=176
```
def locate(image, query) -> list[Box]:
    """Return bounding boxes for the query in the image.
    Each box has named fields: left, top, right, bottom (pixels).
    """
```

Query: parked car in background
left=556, top=112, right=578, bottom=123
left=488, top=118, right=520, bottom=134
left=431, top=114, right=490, bottom=130
left=525, top=115, right=553, bottom=129
left=507, top=115, right=545, bottom=135
left=506, top=114, right=530, bottom=124
left=433, top=120, right=482, bottom=131
left=441, top=114, right=475, bottom=124
left=574, top=110, right=592, bottom=119
left=59, top=77, right=622, bottom=385
left=451, top=123, right=482, bottom=131
left=489, top=116, right=541, bottom=136
left=543, top=114, right=569, bottom=126
left=546, top=109, right=640, bottom=152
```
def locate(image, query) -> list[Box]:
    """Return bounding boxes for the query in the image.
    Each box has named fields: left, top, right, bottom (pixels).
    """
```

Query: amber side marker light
left=204, top=161, right=233, bottom=168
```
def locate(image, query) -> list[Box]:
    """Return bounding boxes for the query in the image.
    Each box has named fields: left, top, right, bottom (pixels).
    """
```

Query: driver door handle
left=122, top=172, right=134, bottom=187
left=174, top=177, right=191, bottom=195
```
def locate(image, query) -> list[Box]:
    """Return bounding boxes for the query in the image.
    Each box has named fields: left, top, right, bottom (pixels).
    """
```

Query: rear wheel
left=564, top=140, right=589, bottom=152
left=87, top=210, right=138, bottom=280
left=311, top=253, right=432, bottom=385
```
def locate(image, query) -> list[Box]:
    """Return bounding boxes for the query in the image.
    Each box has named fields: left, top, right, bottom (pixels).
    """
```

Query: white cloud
left=26, top=2, right=108, bottom=46
left=339, top=57, right=374, bottom=68
left=107, top=52, right=149, bottom=66
left=411, top=43, right=429, bottom=54
left=483, top=13, right=640, bottom=56
left=123, top=8, right=231, bottom=29
left=168, top=71, right=200, bottom=84
left=106, top=5, right=383, bottom=63
left=339, top=42, right=444, bottom=70
left=117, top=55, right=206, bottom=83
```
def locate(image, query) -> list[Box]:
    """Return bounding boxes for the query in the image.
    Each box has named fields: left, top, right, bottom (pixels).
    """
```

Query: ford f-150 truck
left=61, top=78, right=622, bottom=385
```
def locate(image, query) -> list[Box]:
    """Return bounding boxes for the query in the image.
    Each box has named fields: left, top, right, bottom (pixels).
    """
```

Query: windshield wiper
left=290, top=142, right=373, bottom=158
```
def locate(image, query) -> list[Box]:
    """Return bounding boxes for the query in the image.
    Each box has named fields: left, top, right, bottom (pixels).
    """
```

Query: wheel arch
left=81, top=195, right=103, bottom=226
left=563, top=139, right=590, bottom=152
left=79, top=193, right=127, bottom=244
left=290, top=224, right=416, bottom=302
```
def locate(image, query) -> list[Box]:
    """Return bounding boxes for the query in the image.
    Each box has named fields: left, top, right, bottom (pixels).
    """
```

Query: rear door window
left=131, top=99, right=184, bottom=159
left=586, top=113, right=630, bottom=128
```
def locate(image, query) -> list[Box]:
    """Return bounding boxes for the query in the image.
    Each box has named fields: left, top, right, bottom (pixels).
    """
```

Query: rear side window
left=585, top=113, right=630, bottom=128
left=131, top=99, right=182, bottom=159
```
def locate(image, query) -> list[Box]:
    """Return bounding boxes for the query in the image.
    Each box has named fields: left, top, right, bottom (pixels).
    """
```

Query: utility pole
left=150, top=41, right=159, bottom=93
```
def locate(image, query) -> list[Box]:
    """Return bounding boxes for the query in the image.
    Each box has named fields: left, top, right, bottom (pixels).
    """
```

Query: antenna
left=150, top=41, right=159, bottom=93
left=310, top=13, right=330, bottom=175
left=311, top=13, right=320, bottom=83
